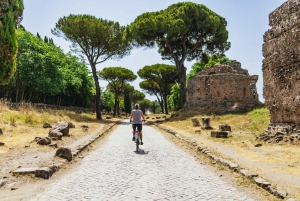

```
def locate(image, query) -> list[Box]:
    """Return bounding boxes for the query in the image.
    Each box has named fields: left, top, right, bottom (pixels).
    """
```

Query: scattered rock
left=219, top=124, right=231, bottom=132
left=56, top=147, right=72, bottom=161
left=43, top=123, right=52, bottom=128
left=66, top=121, right=75, bottom=128
left=81, top=125, right=89, bottom=131
left=50, top=136, right=62, bottom=140
left=0, top=142, right=5, bottom=146
left=37, top=137, right=51, bottom=145
left=255, top=178, right=271, bottom=189
left=49, top=121, right=70, bottom=137
left=275, top=190, right=288, bottom=199
left=49, top=143, right=58, bottom=148
left=48, top=129, right=63, bottom=139
left=191, top=118, right=200, bottom=126
left=0, top=180, right=7, bottom=187
left=194, top=129, right=201, bottom=134
left=254, top=143, right=262, bottom=147
left=211, top=131, right=228, bottom=138
left=106, top=116, right=111, bottom=119
left=0, top=128, right=3, bottom=135
left=35, top=167, right=52, bottom=179
left=239, top=169, right=258, bottom=178
left=11, top=187, right=18, bottom=191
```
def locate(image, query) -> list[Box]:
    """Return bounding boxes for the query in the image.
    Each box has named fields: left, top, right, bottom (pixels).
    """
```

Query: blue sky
left=21, top=0, right=286, bottom=102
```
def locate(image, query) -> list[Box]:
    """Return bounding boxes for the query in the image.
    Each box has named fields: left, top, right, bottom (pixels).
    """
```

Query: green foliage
left=167, top=84, right=181, bottom=111
left=138, top=63, right=178, bottom=114
left=188, top=55, right=232, bottom=78
left=52, top=14, right=132, bottom=63
left=0, top=28, right=95, bottom=106
left=139, top=99, right=152, bottom=114
left=151, top=100, right=160, bottom=114
left=130, top=2, right=230, bottom=107
left=52, top=14, right=132, bottom=119
left=0, top=0, right=24, bottom=85
left=98, top=67, right=136, bottom=116
left=130, top=90, right=145, bottom=104
left=101, top=89, right=114, bottom=113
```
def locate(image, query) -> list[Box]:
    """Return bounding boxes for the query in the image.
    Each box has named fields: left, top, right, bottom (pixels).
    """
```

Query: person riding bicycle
left=130, top=103, right=146, bottom=145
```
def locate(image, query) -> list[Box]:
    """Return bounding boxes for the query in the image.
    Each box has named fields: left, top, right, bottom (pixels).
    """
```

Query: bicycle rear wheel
left=136, top=139, right=139, bottom=152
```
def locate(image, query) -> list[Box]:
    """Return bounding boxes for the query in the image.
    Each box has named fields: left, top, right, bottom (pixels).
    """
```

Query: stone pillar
left=202, top=117, right=212, bottom=130
left=260, top=0, right=300, bottom=143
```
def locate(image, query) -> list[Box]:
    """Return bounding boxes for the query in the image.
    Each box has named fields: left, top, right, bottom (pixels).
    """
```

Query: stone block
left=211, top=131, right=228, bottom=138
left=255, top=178, right=271, bottom=189
left=56, top=147, right=72, bottom=161
left=12, top=167, right=38, bottom=175
left=219, top=124, right=231, bottom=132
left=191, top=118, right=200, bottom=126
left=0, top=180, right=7, bottom=187
left=35, top=167, right=52, bottom=179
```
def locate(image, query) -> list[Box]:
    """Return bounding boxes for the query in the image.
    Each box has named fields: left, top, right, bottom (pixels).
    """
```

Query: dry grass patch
left=0, top=101, right=118, bottom=153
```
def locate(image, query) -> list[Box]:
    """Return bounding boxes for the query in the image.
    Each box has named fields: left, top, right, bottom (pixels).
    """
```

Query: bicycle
left=130, top=120, right=145, bottom=153
left=134, top=128, right=140, bottom=152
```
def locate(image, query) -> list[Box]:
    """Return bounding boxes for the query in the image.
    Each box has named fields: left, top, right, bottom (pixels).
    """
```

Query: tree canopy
left=52, top=14, right=132, bottom=119
left=130, top=2, right=230, bottom=107
left=98, top=67, right=136, bottom=116
left=130, top=90, right=145, bottom=104
left=138, top=64, right=178, bottom=114
left=0, top=0, right=24, bottom=85
left=0, top=28, right=94, bottom=106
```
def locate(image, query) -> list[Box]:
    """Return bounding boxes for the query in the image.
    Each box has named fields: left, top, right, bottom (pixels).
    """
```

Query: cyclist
left=130, top=103, right=146, bottom=145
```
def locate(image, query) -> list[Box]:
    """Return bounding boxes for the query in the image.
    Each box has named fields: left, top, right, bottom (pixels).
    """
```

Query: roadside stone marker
left=191, top=118, right=200, bottom=126
left=211, top=131, right=228, bottom=138
left=202, top=117, right=213, bottom=129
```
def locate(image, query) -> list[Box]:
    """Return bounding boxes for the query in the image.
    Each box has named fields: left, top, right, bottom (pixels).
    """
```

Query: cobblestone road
left=31, top=121, right=255, bottom=201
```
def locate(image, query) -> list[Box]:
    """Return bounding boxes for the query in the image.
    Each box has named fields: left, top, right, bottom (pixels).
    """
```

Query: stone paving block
left=31, top=121, right=256, bottom=201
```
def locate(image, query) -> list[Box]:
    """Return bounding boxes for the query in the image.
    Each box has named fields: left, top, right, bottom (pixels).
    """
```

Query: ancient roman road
left=31, top=121, right=255, bottom=201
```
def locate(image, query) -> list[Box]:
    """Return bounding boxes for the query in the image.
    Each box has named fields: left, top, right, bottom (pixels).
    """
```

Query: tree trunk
left=113, top=95, right=117, bottom=116
left=178, top=63, right=187, bottom=108
left=90, top=63, right=102, bottom=120
left=163, top=95, right=168, bottom=114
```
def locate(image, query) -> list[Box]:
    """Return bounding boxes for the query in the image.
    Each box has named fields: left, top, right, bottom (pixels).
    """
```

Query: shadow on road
left=134, top=149, right=149, bottom=155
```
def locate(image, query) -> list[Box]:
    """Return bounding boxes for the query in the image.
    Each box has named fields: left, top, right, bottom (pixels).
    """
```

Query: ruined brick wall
left=259, top=0, right=300, bottom=143
left=263, top=0, right=300, bottom=125
left=184, top=61, right=261, bottom=114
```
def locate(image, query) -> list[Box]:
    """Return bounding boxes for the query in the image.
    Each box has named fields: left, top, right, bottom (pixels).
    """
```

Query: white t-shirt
left=131, top=109, right=143, bottom=124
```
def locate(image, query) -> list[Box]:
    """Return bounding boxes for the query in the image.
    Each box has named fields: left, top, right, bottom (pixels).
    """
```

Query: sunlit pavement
left=31, top=121, right=254, bottom=201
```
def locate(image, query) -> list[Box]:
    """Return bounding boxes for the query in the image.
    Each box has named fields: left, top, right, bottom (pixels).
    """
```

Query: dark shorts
left=132, top=124, right=142, bottom=132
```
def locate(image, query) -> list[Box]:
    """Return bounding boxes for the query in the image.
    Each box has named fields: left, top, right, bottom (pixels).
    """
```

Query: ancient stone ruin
left=184, top=60, right=261, bottom=114
left=259, top=0, right=300, bottom=143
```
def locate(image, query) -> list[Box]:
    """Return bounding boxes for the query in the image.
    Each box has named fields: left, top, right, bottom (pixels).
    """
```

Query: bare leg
left=139, top=132, right=143, bottom=143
